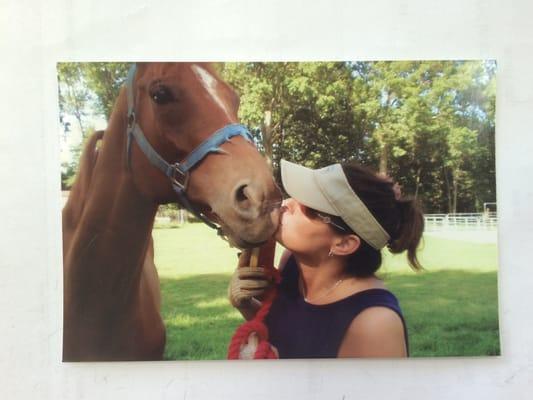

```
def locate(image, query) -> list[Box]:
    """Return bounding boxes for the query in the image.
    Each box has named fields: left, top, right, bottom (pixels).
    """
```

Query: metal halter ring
left=127, top=112, right=136, bottom=128
left=170, top=165, right=189, bottom=191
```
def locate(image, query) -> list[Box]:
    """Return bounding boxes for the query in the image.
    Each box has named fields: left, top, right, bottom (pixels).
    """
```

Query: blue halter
left=125, top=64, right=255, bottom=233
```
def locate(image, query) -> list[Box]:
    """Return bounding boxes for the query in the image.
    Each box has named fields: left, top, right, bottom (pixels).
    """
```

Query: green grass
left=388, top=271, right=499, bottom=356
left=381, top=234, right=498, bottom=273
left=159, top=274, right=242, bottom=360
left=152, top=224, right=500, bottom=359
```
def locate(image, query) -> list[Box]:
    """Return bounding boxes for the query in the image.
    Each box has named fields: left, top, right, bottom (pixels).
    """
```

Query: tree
left=82, top=63, right=130, bottom=119
left=57, top=63, right=92, bottom=135
left=58, top=61, right=496, bottom=213
left=221, top=62, right=361, bottom=176
left=57, top=63, right=130, bottom=188
left=350, top=60, right=496, bottom=213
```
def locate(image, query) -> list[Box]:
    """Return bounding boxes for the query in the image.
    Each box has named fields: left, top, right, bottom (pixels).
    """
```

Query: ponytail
left=339, top=163, right=425, bottom=276
left=388, top=197, right=424, bottom=271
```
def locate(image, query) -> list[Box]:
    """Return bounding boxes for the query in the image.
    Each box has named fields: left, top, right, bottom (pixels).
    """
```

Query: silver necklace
left=299, top=276, right=345, bottom=303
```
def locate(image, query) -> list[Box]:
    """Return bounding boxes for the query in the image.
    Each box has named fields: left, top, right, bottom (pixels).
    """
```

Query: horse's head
left=127, top=62, right=281, bottom=248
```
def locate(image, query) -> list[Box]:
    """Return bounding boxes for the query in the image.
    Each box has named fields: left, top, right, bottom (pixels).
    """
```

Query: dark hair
left=326, top=162, right=424, bottom=277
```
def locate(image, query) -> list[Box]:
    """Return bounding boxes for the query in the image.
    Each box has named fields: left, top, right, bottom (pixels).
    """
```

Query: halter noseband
left=125, top=63, right=255, bottom=235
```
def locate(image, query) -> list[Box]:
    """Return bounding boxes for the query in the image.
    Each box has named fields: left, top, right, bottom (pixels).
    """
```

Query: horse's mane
left=64, top=130, right=104, bottom=226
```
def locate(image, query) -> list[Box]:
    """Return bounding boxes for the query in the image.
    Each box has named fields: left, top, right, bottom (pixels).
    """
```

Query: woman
left=228, top=159, right=424, bottom=358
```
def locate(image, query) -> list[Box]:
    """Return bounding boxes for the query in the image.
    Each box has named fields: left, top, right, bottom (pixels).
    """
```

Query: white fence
left=424, top=212, right=498, bottom=231
left=155, top=208, right=189, bottom=225
left=155, top=211, right=499, bottom=232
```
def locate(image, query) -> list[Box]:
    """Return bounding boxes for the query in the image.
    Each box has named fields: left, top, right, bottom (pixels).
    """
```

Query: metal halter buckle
left=170, top=165, right=189, bottom=191
left=127, top=112, right=136, bottom=128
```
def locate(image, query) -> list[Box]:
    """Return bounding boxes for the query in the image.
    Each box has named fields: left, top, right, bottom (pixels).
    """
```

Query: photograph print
left=59, top=61, right=498, bottom=361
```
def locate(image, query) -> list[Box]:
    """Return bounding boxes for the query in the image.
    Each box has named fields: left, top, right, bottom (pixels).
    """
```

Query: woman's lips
left=278, top=205, right=288, bottom=225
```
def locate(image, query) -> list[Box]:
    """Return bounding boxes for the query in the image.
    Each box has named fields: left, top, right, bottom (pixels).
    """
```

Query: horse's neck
left=63, top=90, right=158, bottom=305
left=81, top=90, right=157, bottom=235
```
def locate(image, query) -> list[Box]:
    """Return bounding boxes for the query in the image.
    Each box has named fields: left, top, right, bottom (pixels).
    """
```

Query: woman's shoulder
left=338, top=304, right=407, bottom=357
left=336, top=280, right=407, bottom=357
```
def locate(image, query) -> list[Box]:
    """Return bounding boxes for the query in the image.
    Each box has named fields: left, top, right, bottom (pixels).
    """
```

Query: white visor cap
left=280, top=159, right=390, bottom=250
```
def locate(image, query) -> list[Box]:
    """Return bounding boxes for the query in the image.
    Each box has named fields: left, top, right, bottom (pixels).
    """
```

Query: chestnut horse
left=62, top=63, right=281, bottom=361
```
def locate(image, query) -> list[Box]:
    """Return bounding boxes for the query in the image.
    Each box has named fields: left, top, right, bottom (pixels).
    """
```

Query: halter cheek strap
left=125, top=63, right=255, bottom=234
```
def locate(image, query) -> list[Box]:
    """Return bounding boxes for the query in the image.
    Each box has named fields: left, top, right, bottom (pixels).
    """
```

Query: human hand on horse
left=228, top=248, right=273, bottom=310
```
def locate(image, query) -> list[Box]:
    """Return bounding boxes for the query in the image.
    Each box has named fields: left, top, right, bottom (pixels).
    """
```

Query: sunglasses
left=301, top=204, right=352, bottom=233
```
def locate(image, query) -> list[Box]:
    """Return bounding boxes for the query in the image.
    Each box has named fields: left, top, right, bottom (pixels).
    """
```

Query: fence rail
left=424, top=212, right=498, bottom=231
left=154, top=209, right=499, bottom=231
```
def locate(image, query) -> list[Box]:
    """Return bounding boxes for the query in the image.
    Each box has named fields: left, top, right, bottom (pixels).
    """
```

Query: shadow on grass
left=160, top=269, right=500, bottom=360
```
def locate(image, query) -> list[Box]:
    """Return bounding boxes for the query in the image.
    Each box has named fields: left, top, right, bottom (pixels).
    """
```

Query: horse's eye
left=150, top=85, right=174, bottom=104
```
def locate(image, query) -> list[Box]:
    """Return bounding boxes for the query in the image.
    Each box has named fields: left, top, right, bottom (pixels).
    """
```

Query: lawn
left=152, top=223, right=500, bottom=359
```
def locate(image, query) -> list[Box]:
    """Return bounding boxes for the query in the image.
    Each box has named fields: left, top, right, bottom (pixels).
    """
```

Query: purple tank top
left=265, top=255, right=409, bottom=358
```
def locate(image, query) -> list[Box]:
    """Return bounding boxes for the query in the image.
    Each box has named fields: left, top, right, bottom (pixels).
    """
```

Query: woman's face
left=275, top=198, right=338, bottom=257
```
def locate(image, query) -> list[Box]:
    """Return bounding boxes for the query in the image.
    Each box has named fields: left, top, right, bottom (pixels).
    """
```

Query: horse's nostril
left=235, top=185, right=248, bottom=203
left=233, top=182, right=265, bottom=214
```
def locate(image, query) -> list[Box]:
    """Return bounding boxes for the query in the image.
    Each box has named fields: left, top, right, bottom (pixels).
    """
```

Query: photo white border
left=1, top=0, right=533, bottom=398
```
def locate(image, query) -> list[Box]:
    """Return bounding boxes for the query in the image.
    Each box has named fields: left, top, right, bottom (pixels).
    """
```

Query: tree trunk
left=261, top=110, right=274, bottom=168
left=379, top=142, right=388, bottom=174
left=74, top=111, right=85, bottom=137
left=278, top=125, right=285, bottom=168
left=414, top=166, right=422, bottom=199
left=443, top=166, right=453, bottom=213
left=452, top=178, right=458, bottom=214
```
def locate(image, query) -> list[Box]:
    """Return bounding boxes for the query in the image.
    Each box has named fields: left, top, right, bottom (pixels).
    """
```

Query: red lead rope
left=227, top=239, right=279, bottom=360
